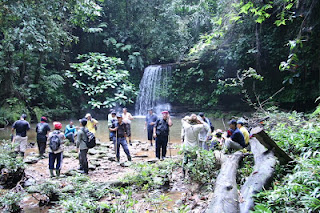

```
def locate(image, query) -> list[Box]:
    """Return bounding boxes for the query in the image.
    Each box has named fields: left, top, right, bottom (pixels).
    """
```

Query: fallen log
left=207, top=151, right=243, bottom=213
left=250, top=126, right=293, bottom=164
left=239, top=137, right=277, bottom=213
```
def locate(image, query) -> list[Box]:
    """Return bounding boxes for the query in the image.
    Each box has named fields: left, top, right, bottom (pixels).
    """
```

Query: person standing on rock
left=65, top=121, right=77, bottom=144
left=47, top=122, right=65, bottom=178
left=85, top=113, right=98, bottom=134
left=36, top=116, right=51, bottom=159
left=76, top=118, right=89, bottom=174
left=109, top=114, right=132, bottom=162
left=153, top=111, right=173, bottom=160
left=181, top=114, right=207, bottom=178
left=122, top=108, right=134, bottom=145
left=108, top=111, right=117, bottom=141
left=11, top=114, right=30, bottom=157
left=145, top=108, right=158, bottom=146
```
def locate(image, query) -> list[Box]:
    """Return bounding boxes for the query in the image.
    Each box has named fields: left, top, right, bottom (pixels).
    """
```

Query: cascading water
left=135, top=65, right=172, bottom=116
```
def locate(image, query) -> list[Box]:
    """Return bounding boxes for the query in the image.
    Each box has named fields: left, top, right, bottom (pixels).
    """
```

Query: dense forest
left=1, top=0, right=320, bottom=124
left=1, top=1, right=320, bottom=213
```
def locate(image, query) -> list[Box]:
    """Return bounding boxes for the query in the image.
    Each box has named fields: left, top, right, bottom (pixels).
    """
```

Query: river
left=0, top=117, right=226, bottom=144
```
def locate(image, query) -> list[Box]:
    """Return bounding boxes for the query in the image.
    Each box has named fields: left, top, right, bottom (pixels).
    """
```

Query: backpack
left=83, top=128, right=96, bottom=149
left=50, top=131, right=61, bottom=151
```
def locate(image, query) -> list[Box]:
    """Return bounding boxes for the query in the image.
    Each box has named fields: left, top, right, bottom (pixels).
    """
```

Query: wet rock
left=141, top=147, right=149, bottom=151
left=89, top=164, right=96, bottom=170
left=65, top=169, right=78, bottom=176
left=24, top=156, right=39, bottom=164
left=120, top=161, right=132, bottom=167
left=147, top=159, right=158, bottom=164
left=90, top=160, right=101, bottom=167
left=132, top=140, right=141, bottom=144
left=24, top=177, right=36, bottom=187
left=28, top=152, right=37, bottom=156
left=27, top=185, right=40, bottom=193
left=61, top=185, right=75, bottom=193
left=88, top=149, right=98, bottom=155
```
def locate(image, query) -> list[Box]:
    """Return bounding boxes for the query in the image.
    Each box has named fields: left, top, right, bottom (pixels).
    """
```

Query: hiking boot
left=79, top=170, right=88, bottom=175
left=50, top=169, right=55, bottom=178
left=56, top=169, right=61, bottom=177
left=128, top=156, right=132, bottom=161
left=129, top=140, right=132, bottom=146
left=116, top=157, right=120, bottom=162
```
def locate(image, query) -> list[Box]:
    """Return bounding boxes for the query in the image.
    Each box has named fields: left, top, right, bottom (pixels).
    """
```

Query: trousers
left=113, top=137, right=131, bottom=160
left=155, top=135, right=168, bottom=158
left=49, top=152, right=63, bottom=170
left=79, top=149, right=88, bottom=173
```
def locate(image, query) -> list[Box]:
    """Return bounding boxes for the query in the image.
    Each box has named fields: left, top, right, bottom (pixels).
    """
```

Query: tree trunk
left=250, top=126, right=293, bottom=164
left=206, top=151, right=243, bottom=213
left=239, top=138, right=277, bottom=213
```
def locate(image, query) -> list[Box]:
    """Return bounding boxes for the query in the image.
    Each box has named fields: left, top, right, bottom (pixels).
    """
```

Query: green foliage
left=122, top=159, right=178, bottom=191
left=66, top=53, right=137, bottom=108
left=0, top=191, right=25, bottom=213
left=252, top=110, right=320, bottom=212
left=181, top=147, right=218, bottom=184
left=0, top=141, right=25, bottom=172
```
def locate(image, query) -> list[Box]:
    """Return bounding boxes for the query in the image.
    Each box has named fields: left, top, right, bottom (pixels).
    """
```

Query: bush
left=0, top=191, right=25, bottom=213
left=252, top=111, right=320, bottom=212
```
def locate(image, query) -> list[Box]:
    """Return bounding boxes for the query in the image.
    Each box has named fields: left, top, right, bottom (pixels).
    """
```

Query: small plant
left=0, top=191, right=25, bottom=213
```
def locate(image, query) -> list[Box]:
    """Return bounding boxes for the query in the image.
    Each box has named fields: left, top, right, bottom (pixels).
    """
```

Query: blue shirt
left=230, top=128, right=246, bottom=147
left=146, top=113, right=158, bottom=127
left=65, top=124, right=77, bottom=137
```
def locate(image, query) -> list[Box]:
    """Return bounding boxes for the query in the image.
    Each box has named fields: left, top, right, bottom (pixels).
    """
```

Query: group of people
left=180, top=113, right=250, bottom=178
left=10, top=109, right=250, bottom=179
left=11, top=113, right=99, bottom=177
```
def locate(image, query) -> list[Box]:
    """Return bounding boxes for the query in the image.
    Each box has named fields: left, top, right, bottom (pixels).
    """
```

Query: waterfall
left=135, top=65, right=172, bottom=116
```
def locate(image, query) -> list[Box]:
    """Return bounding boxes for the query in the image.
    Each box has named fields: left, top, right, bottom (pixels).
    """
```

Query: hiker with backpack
left=47, top=122, right=65, bottom=178
left=153, top=111, right=173, bottom=160
left=36, top=116, right=51, bottom=159
left=76, top=118, right=96, bottom=174
left=109, top=114, right=132, bottom=162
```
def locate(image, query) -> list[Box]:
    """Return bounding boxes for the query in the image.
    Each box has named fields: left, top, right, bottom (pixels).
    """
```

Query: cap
left=237, top=120, right=244, bottom=125
left=85, top=113, right=91, bottom=118
left=116, top=114, right=122, bottom=118
left=21, top=114, right=27, bottom=119
left=228, top=119, right=237, bottom=125
left=148, top=108, right=153, bottom=111
left=216, top=129, right=223, bottom=134
left=198, top=112, right=205, bottom=117
left=53, top=122, right=62, bottom=130
left=162, top=111, right=169, bottom=114
left=79, top=118, right=87, bottom=126
left=41, top=116, right=47, bottom=122
left=111, top=111, right=116, bottom=115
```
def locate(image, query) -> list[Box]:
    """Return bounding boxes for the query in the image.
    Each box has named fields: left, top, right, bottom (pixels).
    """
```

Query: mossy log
left=250, top=126, right=293, bottom=164
left=206, top=151, right=243, bottom=213
left=239, top=137, right=277, bottom=213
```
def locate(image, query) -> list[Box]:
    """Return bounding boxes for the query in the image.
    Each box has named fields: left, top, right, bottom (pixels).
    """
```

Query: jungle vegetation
left=0, top=0, right=319, bottom=124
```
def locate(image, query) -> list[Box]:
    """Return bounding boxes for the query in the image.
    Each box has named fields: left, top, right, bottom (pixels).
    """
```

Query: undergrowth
left=252, top=110, right=320, bottom=212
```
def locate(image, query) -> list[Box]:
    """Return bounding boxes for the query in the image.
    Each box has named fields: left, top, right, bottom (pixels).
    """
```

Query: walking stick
left=169, top=134, right=172, bottom=158
left=115, top=129, right=118, bottom=161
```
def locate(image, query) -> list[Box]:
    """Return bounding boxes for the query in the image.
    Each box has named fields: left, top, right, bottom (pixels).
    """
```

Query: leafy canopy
left=66, top=53, right=137, bottom=109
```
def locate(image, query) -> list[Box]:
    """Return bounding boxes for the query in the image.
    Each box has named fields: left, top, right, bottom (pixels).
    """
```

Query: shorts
left=14, top=135, right=28, bottom=153
left=147, top=126, right=154, bottom=141
left=126, top=123, right=131, bottom=137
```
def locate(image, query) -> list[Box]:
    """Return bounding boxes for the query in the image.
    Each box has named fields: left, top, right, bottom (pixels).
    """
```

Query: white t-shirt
left=198, top=117, right=211, bottom=142
left=122, top=112, right=133, bottom=124
left=181, top=119, right=205, bottom=148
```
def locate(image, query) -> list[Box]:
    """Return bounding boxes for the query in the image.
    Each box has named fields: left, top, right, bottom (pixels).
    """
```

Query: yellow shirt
left=86, top=119, right=98, bottom=134
left=240, top=126, right=250, bottom=145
